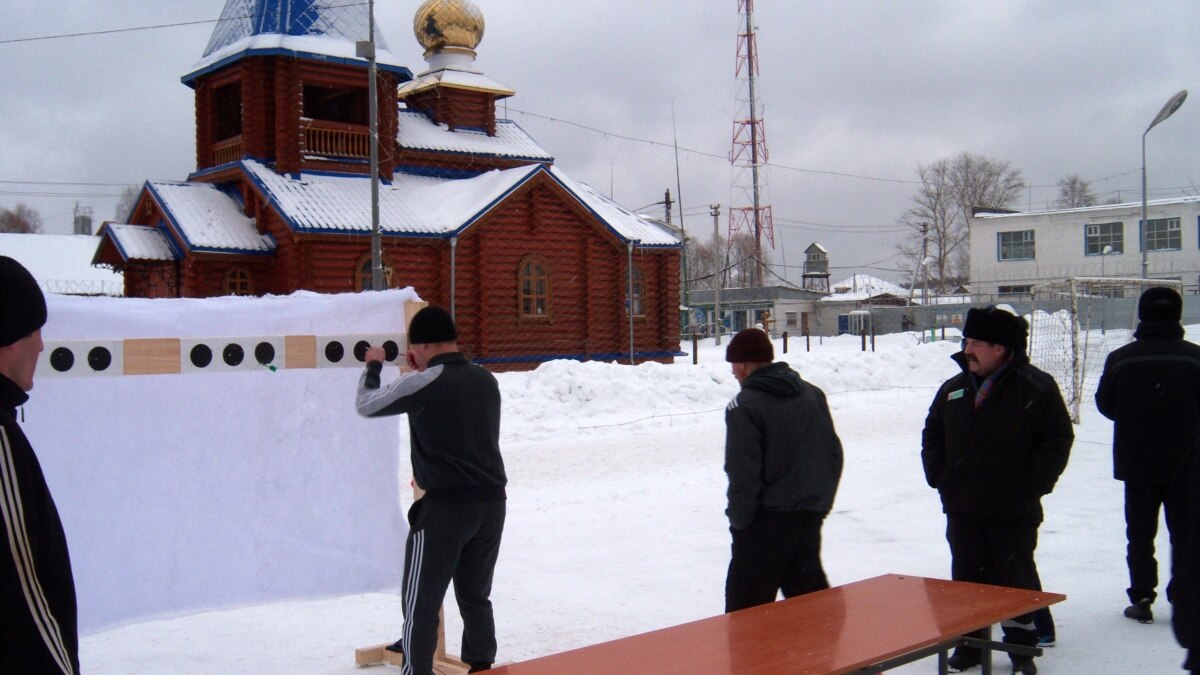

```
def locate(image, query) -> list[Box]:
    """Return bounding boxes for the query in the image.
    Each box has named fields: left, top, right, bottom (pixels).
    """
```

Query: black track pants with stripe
left=401, top=499, right=505, bottom=675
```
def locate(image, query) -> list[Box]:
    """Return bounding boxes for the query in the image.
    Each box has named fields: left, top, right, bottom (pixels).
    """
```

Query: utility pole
left=920, top=223, right=930, bottom=328
left=712, top=204, right=723, bottom=346
left=358, top=0, right=383, bottom=290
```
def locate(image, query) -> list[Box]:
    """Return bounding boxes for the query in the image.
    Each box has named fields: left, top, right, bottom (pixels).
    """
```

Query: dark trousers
left=946, top=513, right=1040, bottom=655
left=401, top=499, right=506, bottom=675
left=1125, top=481, right=1172, bottom=604
left=725, top=510, right=829, bottom=613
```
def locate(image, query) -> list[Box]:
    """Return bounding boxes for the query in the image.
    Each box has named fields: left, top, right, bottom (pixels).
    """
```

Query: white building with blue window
left=969, top=195, right=1200, bottom=296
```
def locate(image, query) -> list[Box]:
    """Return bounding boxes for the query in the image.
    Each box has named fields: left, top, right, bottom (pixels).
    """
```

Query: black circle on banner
left=325, top=341, right=344, bottom=363
left=88, top=346, right=112, bottom=372
left=50, top=347, right=74, bottom=372
left=223, top=343, right=244, bottom=367
left=190, top=344, right=213, bottom=368
left=255, top=342, right=275, bottom=365
left=353, top=340, right=370, bottom=362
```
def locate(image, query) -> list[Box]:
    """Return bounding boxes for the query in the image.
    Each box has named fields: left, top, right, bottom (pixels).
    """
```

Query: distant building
left=970, top=196, right=1200, bottom=296
left=802, top=242, right=830, bottom=293
left=92, top=0, right=681, bottom=368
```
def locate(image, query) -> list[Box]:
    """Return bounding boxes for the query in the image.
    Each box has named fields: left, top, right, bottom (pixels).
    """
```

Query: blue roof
left=183, top=0, right=412, bottom=85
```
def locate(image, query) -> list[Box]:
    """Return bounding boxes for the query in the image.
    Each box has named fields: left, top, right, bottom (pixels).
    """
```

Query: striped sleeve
left=0, top=427, right=74, bottom=675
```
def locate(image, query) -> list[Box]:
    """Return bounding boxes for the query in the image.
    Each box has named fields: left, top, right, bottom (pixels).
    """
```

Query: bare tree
left=1055, top=174, right=1097, bottom=208
left=0, top=203, right=44, bottom=234
left=727, top=231, right=771, bottom=288
left=897, top=152, right=1024, bottom=293
left=684, top=235, right=723, bottom=291
left=114, top=185, right=141, bottom=221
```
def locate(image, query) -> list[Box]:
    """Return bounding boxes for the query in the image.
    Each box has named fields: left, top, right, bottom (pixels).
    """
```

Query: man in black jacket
left=357, top=306, right=506, bottom=675
left=1095, top=287, right=1200, bottom=626
left=0, top=256, right=79, bottom=675
left=922, top=306, right=1073, bottom=675
left=1172, top=436, right=1200, bottom=674
left=723, top=328, right=843, bottom=613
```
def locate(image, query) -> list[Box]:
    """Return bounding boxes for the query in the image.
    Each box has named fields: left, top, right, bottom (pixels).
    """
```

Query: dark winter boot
left=947, top=646, right=981, bottom=672
left=467, top=664, right=491, bottom=673
left=1011, top=655, right=1037, bottom=674
left=384, top=638, right=404, bottom=654
left=1123, top=598, right=1154, bottom=623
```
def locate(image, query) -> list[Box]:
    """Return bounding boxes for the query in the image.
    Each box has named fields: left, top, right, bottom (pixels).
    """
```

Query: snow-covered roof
left=231, top=160, right=677, bottom=247
left=0, top=233, right=124, bottom=296
left=148, top=181, right=276, bottom=254
left=398, top=68, right=514, bottom=99
left=824, top=274, right=908, bottom=301
left=183, top=0, right=411, bottom=85
left=547, top=167, right=678, bottom=247
left=103, top=224, right=179, bottom=262
left=973, top=194, right=1200, bottom=220
left=397, top=110, right=552, bottom=161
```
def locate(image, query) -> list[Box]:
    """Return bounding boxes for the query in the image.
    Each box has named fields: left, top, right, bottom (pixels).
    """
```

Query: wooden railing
left=303, top=119, right=370, bottom=160
left=213, top=136, right=243, bottom=166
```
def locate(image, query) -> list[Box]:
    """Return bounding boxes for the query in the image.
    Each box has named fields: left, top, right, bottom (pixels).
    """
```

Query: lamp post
left=1100, top=244, right=1112, bottom=278
left=1140, top=89, right=1188, bottom=279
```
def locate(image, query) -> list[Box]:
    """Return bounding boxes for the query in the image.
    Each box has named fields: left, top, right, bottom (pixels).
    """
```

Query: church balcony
left=213, top=136, right=244, bottom=166
left=302, top=119, right=370, bottom=160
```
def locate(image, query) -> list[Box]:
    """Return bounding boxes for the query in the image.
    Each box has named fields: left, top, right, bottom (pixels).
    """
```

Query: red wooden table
left=488, top=574, right=1065, bottom=674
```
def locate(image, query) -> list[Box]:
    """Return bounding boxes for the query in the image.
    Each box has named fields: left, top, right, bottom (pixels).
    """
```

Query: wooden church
left=92, top=0, right=682, bottom=369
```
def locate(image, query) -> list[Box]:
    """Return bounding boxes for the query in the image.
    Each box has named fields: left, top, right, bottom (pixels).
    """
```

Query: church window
left=518, top=256, right=550, bottom=318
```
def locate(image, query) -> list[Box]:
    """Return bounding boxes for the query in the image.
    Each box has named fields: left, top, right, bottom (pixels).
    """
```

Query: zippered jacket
left=724, top=362, right=843, bottom=530
left=1095, top=320, right=1200, bottom=483
left=0, top=374, right=79, bottom=674
left=357, top=352, right=506, bottom=502
left=921, top=352, right=1073, bottom=524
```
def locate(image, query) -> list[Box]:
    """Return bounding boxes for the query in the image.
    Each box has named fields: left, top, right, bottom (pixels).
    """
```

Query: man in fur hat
left=722, top=327, right=843, bottom=614
left=1096, top=287, right=1200, bottom=632
left=0, top=256, right=79, bottom=674
left=922, top=306, right=1073, bottom=674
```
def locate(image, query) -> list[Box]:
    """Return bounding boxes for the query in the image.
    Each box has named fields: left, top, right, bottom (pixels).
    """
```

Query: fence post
left=806, top=333, right=811, bottom=352
left=782, top=331, right=789, bottom=354
left=692, top=334, right=698, bottom=365
left=860, top=329, right=867, bottom=352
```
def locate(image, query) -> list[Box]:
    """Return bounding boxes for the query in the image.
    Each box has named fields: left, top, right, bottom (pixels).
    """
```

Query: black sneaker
left=1036, top=633, right=1056, bottom=648
left=1124, top=598, right=1154, bottom=623
left=948, top=648, right=981, bottom=672
left=1011, top=656, right=1037, bottom=675
left=384, top=638, right=404, bottom=654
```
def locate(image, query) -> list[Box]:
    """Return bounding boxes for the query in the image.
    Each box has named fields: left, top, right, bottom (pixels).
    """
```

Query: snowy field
left=45, top=317, right=1190, bottom=673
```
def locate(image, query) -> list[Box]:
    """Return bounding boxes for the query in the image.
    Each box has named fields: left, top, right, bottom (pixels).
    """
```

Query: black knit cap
left=962, top=305, right=1028, bottom=354
left=0, top=256, right=47, bottom=347
left=1138, top=287, right=1182, bottom=323
left=407, top=306, right=457, bottom=344
left=725, top=328, right=774, bottom=363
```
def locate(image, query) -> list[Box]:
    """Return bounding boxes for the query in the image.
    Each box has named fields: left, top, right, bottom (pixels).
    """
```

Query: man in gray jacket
left=723, top=328, right=843, bottom=613
left=357, top=306, right=506, bottom=675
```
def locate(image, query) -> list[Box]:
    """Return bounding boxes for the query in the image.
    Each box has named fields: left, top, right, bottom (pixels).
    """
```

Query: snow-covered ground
left=32, top=306, right=1189, bottom=673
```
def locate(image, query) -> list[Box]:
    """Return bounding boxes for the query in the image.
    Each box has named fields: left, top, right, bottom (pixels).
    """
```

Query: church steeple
left=399, top=0, right=513, bottom=135
left=185, top=0, right=412, bottom=175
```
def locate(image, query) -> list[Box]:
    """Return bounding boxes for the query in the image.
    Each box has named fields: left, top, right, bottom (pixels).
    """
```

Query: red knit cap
left=725, top=328, right=774, bottom=363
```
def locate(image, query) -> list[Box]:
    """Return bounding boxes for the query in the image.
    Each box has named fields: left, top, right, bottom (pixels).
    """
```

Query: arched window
left=627, top=266, right=645, bottom=317
left=518, top=256, right=551, bottom=318
left=356, top=253, right=394, bottom=291
left=223, top=267, right=254, bottom=296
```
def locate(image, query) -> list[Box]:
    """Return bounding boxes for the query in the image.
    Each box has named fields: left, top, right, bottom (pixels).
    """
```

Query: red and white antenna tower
left=728, top=0, right=774, bottom=288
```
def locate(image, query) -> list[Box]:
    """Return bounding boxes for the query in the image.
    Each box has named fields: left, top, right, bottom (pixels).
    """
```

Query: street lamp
left=1141, top=89, right=1188, bottom=279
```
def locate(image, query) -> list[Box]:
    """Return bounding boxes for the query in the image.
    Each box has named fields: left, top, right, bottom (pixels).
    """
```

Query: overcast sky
left=1, top=0, right=1197, bottom=284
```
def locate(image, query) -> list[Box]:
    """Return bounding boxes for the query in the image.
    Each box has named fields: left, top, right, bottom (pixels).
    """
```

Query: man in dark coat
left=1095, top=287, right=1200, bottom=626
left=922, top=306, right=1073, bottom=675
left=357, top=306, right=507, bottom=675
left=0, top=256, right=79, bottom=675
left=722, top=328, right=843, bottom=613
left=1173, top=437, right=1200, bottom=674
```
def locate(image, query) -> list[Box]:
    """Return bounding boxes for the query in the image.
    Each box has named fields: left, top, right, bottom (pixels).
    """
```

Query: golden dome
left=413, top=0, right=485, bottom=55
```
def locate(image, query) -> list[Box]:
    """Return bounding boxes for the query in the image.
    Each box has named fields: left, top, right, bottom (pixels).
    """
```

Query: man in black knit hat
left=922, top=306, right=1073, bottom=675
left=0, top=256, right=79, bottom=674
left=1096, top=287, right=1200, bottom=631
left=357, top=306, right=506, bottom=675
left=722, top=328, right=843, bottom=614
